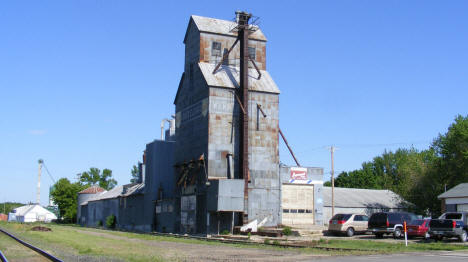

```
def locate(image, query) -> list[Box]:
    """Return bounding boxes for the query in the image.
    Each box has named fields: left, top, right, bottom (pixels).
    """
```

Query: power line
left=294, top=140, right=431, bottom=154
left=42, top=162, right=56, bottom=184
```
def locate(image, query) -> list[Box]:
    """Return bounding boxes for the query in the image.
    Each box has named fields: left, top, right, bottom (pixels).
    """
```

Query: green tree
left=0, top=202, right=24, bottom=215
left=130, top=165, right=139, bottom=183
left=432, top=114, right=468, bottom=189
left=78, top=167, right=117, bottom=190
left=50, top=178, right=86, bottom=222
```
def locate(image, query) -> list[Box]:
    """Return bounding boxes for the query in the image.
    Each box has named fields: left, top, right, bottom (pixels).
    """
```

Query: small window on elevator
left=211, top=42, right=221, bottom=57
left=248, top=47, right=256, bottom=60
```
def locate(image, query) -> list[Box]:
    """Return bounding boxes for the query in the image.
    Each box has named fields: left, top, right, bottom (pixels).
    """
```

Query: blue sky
left=1, top=1, right=467, bottom=206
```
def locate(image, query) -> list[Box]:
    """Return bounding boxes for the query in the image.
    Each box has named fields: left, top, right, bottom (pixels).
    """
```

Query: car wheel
left=346, top=227, right=355, bottom=237
left=393, top=227, right=402, bottom=239
left=460, top=230, right=467, bottom=243
left=375, top=233, right=383, bottom=239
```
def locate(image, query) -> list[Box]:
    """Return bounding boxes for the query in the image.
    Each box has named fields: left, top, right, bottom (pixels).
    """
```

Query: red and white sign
left=290, top=167, right=308, bottom=180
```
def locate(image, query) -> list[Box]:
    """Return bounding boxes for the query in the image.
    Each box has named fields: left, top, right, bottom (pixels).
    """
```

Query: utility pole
left=328, top=146, right=337, bottom=216
left=37, top=159, right=43, bottom=205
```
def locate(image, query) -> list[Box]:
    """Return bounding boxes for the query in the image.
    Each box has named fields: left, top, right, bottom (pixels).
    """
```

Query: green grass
left=0, top=222, right=466, bottom=261
left=315, top=238, right=468, bottom=253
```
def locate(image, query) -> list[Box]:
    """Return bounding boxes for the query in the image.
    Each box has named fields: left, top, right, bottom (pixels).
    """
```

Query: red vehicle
left=407, top=219, right=430, bottom=239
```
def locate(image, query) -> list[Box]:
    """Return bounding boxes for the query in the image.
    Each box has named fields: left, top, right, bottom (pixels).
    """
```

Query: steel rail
left=0, top=227, right=63, bottom=262
left=149, top=231, right=373, bottom=252
left=0, top=250, right=8, bottom=262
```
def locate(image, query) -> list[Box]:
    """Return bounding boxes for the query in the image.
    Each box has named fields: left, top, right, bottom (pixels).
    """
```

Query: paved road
left=311, top=251, right=468, bottom=262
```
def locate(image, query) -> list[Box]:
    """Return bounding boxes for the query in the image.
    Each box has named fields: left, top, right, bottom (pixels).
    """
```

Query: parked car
left=328, top=213, right=369, bottom=237
left=368, top=212, right=417, bottom=238
left=407, top=219, right=430, bottom=239
left=429, top=212, right=468, bottom=242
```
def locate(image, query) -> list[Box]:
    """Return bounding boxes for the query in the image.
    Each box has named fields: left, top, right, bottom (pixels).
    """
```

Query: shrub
left=264, top=239, right=271, bottom=244
left=282, top=226, right=292, bottom=236
left=106, top=215, right=116, bottom=229
left=273, top=240, right=280, bottom=245
left=97, top=220, right=103, bottom=227
left=220, top=229, right=230, bottom=235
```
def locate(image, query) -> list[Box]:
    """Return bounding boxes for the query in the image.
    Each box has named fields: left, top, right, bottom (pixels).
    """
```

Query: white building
left=439, top=183, right=468, bottom=213
left=8, top=204, right=57, bottom=223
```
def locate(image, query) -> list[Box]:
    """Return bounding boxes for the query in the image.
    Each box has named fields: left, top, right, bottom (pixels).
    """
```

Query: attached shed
left=84, top=186, right=123, bottom=227
left=438, top=183, right=468, bottom=213
left=322, top=187, right=406, bottom=224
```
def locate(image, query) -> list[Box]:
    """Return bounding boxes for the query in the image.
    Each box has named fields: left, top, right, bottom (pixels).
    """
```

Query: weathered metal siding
left=207, top=179, right=244, bottom=212
left=206, top=87, right=280, bottom=226
left=155, top=199, right=177, bottom=232
left=77, top=193, right=98, bottom=225
left=175, top=21, right=210, bottom=234
left=248, top=91, right=280, bottom=226
left=143, top=140, right=176, bottom=232
left=118, top=194, right=146, bottom=231
left=199, top=32, right=266, bottom=70
left=86, top=198, right=119, bottom=227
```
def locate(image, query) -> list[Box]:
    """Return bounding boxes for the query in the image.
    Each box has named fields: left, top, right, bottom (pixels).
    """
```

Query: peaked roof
left=438, top=183, right=468, bottom=199
left=322, top=187, right=406, bottom=209
left=78, top=185, right=106, bottom=194
left=184, top=15, right=267, bottom=43
left=198, top=63, right=280, bottom=94
left=11, top=204, right=57, bottom=218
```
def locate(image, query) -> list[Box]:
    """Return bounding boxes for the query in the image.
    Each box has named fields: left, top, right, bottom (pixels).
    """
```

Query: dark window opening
left=306, top=209, right=313, bottom=213
left=290, top=209, right=298, bottom=213
left=298, top=209, right=305, bottom=213
left=283, top=209, right=290, bottom=213
left=212, top=42, right=221, bottom=57
left=248, top=47, right=256, bottom=60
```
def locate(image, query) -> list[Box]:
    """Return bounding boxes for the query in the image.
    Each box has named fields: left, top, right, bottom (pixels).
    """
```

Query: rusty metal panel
left=207, top=179, right=244, bottom=212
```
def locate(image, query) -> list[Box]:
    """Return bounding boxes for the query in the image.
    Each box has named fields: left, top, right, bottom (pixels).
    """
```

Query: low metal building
left=322, top=187, right=406, bottom=224
left=439, top=183, right=468, bottom=213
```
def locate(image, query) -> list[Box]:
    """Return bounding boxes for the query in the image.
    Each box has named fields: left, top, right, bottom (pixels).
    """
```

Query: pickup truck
left=428, top=212, right=468, bottom=242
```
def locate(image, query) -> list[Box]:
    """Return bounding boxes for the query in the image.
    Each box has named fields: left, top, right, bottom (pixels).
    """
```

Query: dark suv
left=368, top=212, right=417, bottom=238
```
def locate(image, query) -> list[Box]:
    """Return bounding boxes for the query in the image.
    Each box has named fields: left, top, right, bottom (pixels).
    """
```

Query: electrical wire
left=42, top=162, right=56, bottom=184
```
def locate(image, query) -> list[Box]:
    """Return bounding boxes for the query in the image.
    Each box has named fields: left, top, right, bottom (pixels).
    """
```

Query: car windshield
left=445, top=213, right=462, bottom=220
left=331, top=214, right=351, bottom=221
left=410, top=219, right=425, bottom=225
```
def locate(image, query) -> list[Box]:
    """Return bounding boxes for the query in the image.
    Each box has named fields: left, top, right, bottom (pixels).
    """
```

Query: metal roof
left=82, top=183, right=145, bottom=205
left=121, top=183, right=145, bottom=197
left=322, top=187, right=406, bottom=209
left=198, top=63, right=280, bottom=94
left=190, top=15, right=267, bottom=42
left=438, top=183, right=468, bottom=199
left=78, top=185, right=106, bottom=194
left=85, top=185, right=123, bottom=204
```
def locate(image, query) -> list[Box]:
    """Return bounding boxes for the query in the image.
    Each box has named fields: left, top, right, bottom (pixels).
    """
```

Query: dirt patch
left=30, top=226, right=52, bottom=232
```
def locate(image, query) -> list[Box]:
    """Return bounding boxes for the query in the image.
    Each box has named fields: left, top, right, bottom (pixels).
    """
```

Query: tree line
left=324, top=115, right=468, bottom=216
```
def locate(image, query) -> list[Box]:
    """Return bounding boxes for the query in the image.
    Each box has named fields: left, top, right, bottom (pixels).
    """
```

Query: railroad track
left=0, top=227, right=63, bottom=262
left=150, top=231, right=374, bottom=252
